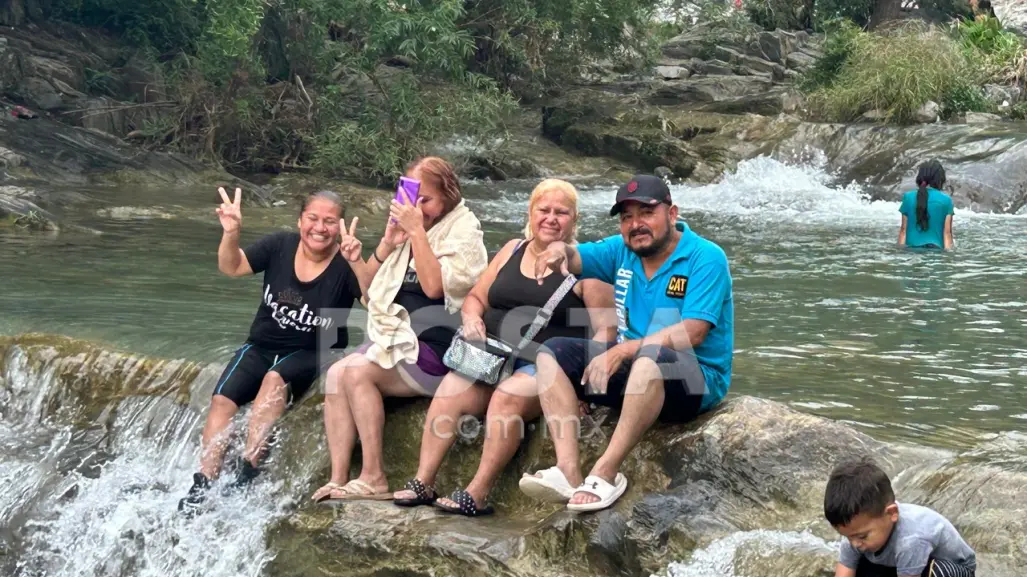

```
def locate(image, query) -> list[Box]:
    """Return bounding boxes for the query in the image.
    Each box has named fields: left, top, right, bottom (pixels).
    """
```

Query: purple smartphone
left=390, top=177, right=420, bottom=224
left=395, top=176, right=421, bottom=205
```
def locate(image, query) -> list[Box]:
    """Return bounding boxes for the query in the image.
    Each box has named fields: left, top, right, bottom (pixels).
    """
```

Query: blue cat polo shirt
left=577, top=221, right=734, bottom=412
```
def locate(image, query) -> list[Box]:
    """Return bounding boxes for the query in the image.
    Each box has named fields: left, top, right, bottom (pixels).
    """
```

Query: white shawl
left=364, top=200, right=487, bottom=369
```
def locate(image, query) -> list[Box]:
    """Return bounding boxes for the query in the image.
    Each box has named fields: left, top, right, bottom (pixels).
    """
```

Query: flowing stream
left=1, top=153, right=1025, bottom=576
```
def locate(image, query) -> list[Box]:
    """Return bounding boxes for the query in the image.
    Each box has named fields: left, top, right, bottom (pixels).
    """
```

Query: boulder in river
left=2, top=333, right=1025, bottom=577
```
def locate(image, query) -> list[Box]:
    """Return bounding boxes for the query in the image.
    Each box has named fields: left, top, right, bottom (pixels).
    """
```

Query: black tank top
left=482, top=242, right=590, bottom=363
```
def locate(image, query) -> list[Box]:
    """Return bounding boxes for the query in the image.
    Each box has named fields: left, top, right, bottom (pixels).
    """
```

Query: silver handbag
left=443, top=274, right=578, bottom=385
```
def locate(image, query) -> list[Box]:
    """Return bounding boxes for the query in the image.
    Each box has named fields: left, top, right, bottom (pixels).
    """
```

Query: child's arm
left=834, top=563, right=856, bottom=577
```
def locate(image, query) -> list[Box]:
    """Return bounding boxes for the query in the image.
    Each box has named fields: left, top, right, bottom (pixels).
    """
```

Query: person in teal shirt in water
left=898, top=160, right=955, bottom=250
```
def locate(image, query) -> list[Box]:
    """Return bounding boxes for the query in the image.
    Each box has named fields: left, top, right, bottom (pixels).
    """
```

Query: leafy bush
left=796, top=18, right=862, bottom=91
left=811, top=0, right=873, bottom=29
left=805, top=23, right=975, bottom=123
left=954, top=15, right=1026, bottom=82
left=46, top=0, right=665, bottom=181
left=941, top=80, right=992, bottom=116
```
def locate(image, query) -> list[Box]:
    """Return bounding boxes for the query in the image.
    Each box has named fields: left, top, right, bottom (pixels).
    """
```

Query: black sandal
left=393, top=478, right=437, bottom=507
left=433, top=488, right=494, bottom=517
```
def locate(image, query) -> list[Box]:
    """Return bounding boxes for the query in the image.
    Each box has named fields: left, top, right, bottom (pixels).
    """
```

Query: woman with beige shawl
left=311, top=157, right=488, bottom=502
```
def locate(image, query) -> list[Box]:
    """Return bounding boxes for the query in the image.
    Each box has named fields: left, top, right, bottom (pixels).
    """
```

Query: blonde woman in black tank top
left=392, top=179, right=618, bottom=516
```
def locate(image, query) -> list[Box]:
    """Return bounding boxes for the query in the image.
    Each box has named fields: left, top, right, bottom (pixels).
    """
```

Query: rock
left=655, top=66, right=690, bottom=80
left=272, top=200, right=287, bottom=207
left=649, top=76, right=775, bottom=106
left=94, top=206, right=175, bottom=220
left=0, top=185, right=58, bottom=230
left=915, top=101, right=940, bottom=124
left=458, top=153, right=549, bottom=181
left=0, top=96, right=272, bottom=204
left=736, top=54, right=781, bottom=76
left=695, top=88, right=804, bottom=116
left=0, top=145, right=25, bottom=169
left=114, top=53, right=165, bottom=104
left=984, top=84, right=1022, bottom=108
left=653, top=166, right=674, bottom=180
left=561, top=124, right=699, bottom=179
left=991, top=0, right=1027, bottom=35
left=861, top=109, right=888, bottom=122
left=541, top=90, right=798, bottom=184
left=785, top=50, right=816, bottom=71
left=4, top=334, right=1025, bottom=577
left=266, top=393, right=1027, bottom=577
left=661, top=31, right=714, bottom=61
left=79, top=97, right=122, bottom=135
left=962, top=112, right=1004, bottom=124
left=756, top=30, right=800, bottom=64
left=0, top=36, right=23, bottom=94
left=14, top=77, right=62, bottom=111
left=773, top=121, right=1027, bottom=214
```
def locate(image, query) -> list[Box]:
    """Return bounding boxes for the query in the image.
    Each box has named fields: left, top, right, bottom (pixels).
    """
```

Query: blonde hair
left=523, top=179, right=579, bottom=243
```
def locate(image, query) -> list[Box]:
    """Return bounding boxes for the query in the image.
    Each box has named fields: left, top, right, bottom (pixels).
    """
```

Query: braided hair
left=914, top=160, right=946, bottom=232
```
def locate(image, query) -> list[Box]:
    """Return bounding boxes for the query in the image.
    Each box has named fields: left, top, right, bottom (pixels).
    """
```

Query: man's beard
left=629, top=222, right=672, bottom=258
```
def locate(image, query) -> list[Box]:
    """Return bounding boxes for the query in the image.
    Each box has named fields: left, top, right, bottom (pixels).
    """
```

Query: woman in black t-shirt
left=390, top=179, right=618, bottom=516
left=178, top=188, right=362, bottom=514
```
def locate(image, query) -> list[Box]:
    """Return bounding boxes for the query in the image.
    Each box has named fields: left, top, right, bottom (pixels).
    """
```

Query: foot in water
left=232, top=457, right=262, bottom=488
left=177, top=472, right=212, bottom=516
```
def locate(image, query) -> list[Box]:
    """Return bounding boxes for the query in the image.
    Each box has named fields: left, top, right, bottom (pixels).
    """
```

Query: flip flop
left=393, top=478, right=437, bottom=507
left=566, top=473, right=628, bottom=512
left=311, top=481, right=345, bottom=503
left=433, top=489, right=494, bottom=517
left=329, top=479, right=394, bottom=502
left=518, top=466, right=575, bottom=503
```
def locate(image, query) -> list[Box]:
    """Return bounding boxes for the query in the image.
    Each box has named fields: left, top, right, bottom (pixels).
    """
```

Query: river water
left=1, top=154, right=1025, bottom=576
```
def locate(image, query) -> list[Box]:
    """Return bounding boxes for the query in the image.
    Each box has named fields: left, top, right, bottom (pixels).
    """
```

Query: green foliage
left=746, top=0, right=813, bottom=31
left=811, top=0, right=873, bottom=29
left=1009, top=101, right=1027, bottom=120
left=50, top=0, right=204, bottom=53
left=196, top=0, right=268, bottom=85
left=312, top=77, right=517, bottom=182
left=805, top=24, right=974, bottom=123
left=801, top=9, right=1027, bottom=125
left=941, top=80, right=992, bottom=116
left=796, top=18, right=862, bottom=91
left=696, top=1, right=759, bottom=34
left=43, top=0, right=687, bottom=181
left=954, top=15, right=1026, bottom=82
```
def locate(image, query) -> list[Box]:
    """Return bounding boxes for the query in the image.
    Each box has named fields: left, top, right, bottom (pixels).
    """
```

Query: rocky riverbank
left=4, top=9, right=1027, bottom=236
left=2, top=334, right=1025, bottom=577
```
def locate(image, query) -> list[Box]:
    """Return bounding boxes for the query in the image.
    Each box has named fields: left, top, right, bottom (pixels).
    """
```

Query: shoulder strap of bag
left=514, top=273, right=578, bottom=351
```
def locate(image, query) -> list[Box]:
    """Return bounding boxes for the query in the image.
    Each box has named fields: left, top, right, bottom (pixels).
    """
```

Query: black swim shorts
left=212, top=344, right=323, bottom=407
left=537, top=336, right=705, bottom=423
left=856, top=558, right=975, bottom=577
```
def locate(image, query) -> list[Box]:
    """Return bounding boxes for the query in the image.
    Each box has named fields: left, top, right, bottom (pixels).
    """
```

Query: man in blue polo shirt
left=518, top=174, right=733, bottom=512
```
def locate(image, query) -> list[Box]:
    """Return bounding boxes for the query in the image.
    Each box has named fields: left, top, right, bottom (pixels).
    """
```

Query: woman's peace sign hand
left=339, top=217, right=362, bottom=262
left=216, top=187, right=242, bottom=233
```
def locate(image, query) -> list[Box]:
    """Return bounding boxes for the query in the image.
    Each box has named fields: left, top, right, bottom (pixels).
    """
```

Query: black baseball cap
left=609, top=174, right=673, bottom=216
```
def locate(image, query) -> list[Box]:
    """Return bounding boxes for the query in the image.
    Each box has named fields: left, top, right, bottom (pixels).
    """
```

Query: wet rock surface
left=772, top=122, right=1027, bottom=214
left=539, top=24, right=819, bottom=184
left=3, top=334, right=1025, bottom=577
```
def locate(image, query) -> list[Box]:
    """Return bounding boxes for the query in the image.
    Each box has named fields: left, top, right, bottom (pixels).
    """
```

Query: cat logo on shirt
left=665, top=275, right=688, bottom=298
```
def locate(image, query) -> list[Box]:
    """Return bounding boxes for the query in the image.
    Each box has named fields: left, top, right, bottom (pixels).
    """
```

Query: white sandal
left=566, top=473, right=627, bottom=512
left=518, top=466, right=575, bottom=503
